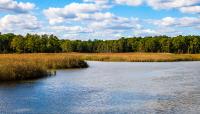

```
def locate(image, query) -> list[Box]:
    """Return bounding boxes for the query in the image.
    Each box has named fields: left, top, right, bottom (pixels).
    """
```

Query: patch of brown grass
left=67, top=53, right=200, bottom=62
left=0, top=62, right=48, bottom=81
left=0, top=53, right=88, bottom=81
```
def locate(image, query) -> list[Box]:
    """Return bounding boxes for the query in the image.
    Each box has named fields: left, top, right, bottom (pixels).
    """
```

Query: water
left=0, top=61, right=200, bottom=114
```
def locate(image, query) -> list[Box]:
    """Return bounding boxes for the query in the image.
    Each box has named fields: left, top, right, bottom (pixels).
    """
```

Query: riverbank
left=1, top=53, right=200, bottom=81
left=0, top=54, right=88, bottom=81
left=73, top=53, right=200, bottom=62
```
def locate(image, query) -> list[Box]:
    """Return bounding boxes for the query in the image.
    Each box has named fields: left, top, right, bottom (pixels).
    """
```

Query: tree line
left=0, top=33, right=200, bottom=54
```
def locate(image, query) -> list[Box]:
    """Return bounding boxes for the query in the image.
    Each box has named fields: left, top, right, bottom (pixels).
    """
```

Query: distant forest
left=0, top=33, right=200, bottom=54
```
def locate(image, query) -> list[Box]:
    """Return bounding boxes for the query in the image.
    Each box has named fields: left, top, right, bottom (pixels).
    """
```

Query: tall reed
left=0, top=53, right=88, bottom=81
left=0, top=62, right=48, bottom=81
left=73, top=53, right=200, bottom=62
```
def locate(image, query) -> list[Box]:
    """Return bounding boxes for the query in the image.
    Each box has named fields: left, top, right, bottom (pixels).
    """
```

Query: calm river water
left=0, top=61, right=200, bottom=114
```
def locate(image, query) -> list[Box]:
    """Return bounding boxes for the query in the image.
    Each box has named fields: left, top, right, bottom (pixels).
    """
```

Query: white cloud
left=114, top=0, right=143, bottom=6
left=152, top=17, right=200, bottom=27
left=0, top=0, right=35, bottom=13
left=89, top=16, right=140, bottom=30
left=146, top=0, right=200, bottom=14
left=50, top=26, right=93, bottom=34
left=179, top=17, right=200, bottom=27
left=180, top=6, right=200, bottom=14
left=83, top=0, right=143, bottom=6
left=1, top=0, right=198, bottom=39
left=43, top=2, right=110, bottom=24
left=76, top=12, right=114, bottom=21
left=134, top=27, right=183, bottom=37
left=83, top=0, right=110, bottom=4
left=153, top=17, right=176, bottom=26
left=43, top=0, right=141, bottom=39
left=0, top=14, right=41, bottom=32
left=46, top=13, right=140, bottom=39
left=83, top=0, right=200, bottom=14
left=147, top=0, right=199, bottom=9
left=134, top=29, right=157, bottom=36
left=42, top=1, right=145, bottom=39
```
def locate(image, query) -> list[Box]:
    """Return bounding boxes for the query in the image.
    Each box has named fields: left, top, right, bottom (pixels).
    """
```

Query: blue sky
left=0, top=0, right=200, bottom=40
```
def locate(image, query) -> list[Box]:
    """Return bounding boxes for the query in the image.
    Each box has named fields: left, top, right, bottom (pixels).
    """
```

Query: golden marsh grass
left=70, top=53, right=200, bottom=62
left=0, top=53, right=88, bottom=81
left=0, top=62, right=48, bottom=81
left=0, top=53, right=200, bottom=81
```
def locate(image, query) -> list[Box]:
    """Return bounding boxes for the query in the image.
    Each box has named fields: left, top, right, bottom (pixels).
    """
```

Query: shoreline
left=0, top=54, right=88, bottom=81
left=76, top=53, right=200, bottom=62
left=1, top=53, right=200, bottom=62
left=0, top=52, right=200, bottom=81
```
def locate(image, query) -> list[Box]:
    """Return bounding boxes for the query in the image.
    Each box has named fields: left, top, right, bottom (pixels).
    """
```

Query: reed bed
left=1, top=52, right=200, bottom=81
left=0, top=54, right=88, bottom=81
left=0, top=62, right=48, bottom=81
left=67, top=53, right=200, bottom=62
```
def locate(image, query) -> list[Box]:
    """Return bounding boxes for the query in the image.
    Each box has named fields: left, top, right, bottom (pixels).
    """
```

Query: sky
left=0, top=0, right=200, bottom=40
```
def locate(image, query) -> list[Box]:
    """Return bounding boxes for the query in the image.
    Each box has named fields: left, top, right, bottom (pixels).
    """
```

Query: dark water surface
left=0, top=61, right=200, bottom=114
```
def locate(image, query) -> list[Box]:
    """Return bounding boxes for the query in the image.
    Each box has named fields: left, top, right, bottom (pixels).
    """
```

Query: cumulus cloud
left=152, top=17, right=176, bottom=26
left=1, top=0, right=199, bottom=39
left=114, top=0, right=143, bottom=6
left=50, top=26, right=93, bottom=34
left=0, top=0, right=35, bottom=13
left=134, top=29, right=157, bottom=36
left=75, top=12, right=114, bottom=21
left=152, top=17, right=200, bottom=27
left=146, top=0, right=200, bottom=14
left=0, top=14, right=41, bottom=32
left=43, top=2, right=110, bottom=24
left=147, top=0, right=199, bottom=9
left=82, top=0, right=200, bottom=14
left=46, top=11, right=141, bottom=39
left=180, top=6, right=200, bottom=14
left=84, top=15, right=141, bottom=39
left=83, top=0, right=110, bottom=4
left=89, top=16, right=140, bottom=30
left=134, top=27, right=183, bottom=37
left=83, top=0, right=143, bottom=6
left=43, top=0, right=142, bottom=39
left=45, top=0, right=200, bottom=39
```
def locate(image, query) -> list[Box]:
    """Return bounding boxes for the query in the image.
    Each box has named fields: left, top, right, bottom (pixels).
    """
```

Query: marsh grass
left=0, top=54, right=88, bottom=81
left=1, top=52, right=200, bottom=81
left=0, top=62, right=48, bottom=81
left=69, top=53, right=200, bottom=62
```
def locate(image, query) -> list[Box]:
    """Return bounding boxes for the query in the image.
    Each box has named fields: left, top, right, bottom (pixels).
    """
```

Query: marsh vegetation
left=69, top=53, right=200, bottom=62
left=1, top=52, right=200, bottom=81
left=0, top=54, right=88, bottom=81
left=1, top=33, right=200, bottom=81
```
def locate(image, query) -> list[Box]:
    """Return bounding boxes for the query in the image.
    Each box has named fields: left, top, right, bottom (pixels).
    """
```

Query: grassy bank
left=0, top=62, right=48, bottom=81
left=0, top=54, right=88, bottom=81
left=70, top=53, right=200, bottom=62
left=1, top=53, right=200, bottom=81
